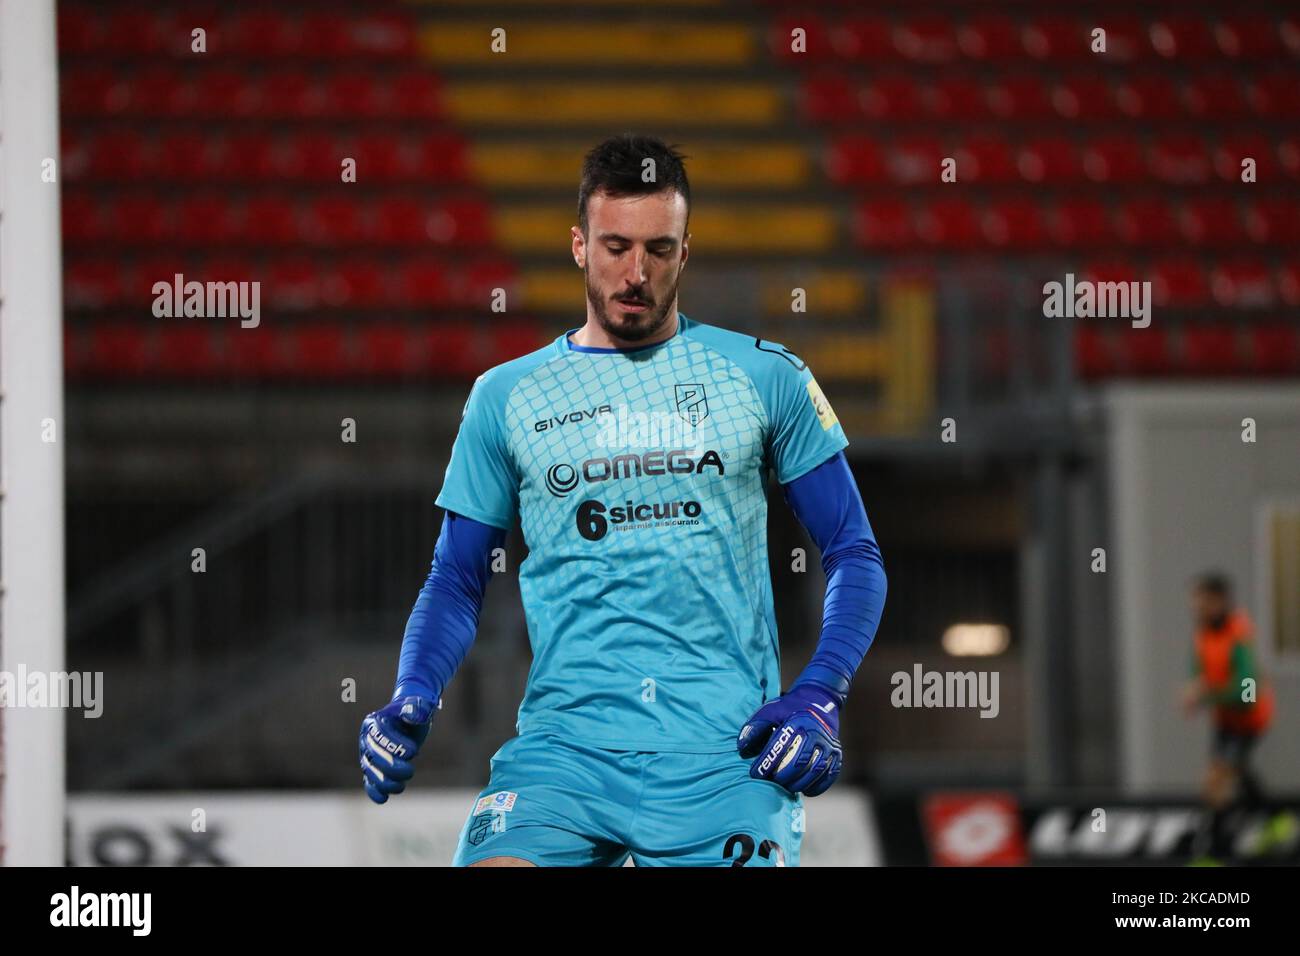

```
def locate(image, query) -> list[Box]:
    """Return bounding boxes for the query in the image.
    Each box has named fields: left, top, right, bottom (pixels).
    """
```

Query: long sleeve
left=392, top=511, right=507, bottom=702
left=780, top=450, right=887, bottom=700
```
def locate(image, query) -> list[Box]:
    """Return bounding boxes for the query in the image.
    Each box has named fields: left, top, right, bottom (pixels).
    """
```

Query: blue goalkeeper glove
left=737, top=681, right=844, bottom=796
left=359, top=694, right=437, bottom=804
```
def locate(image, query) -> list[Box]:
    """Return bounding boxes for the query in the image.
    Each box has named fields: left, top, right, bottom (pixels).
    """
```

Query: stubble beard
left=584, top=262, right=681, bottom=344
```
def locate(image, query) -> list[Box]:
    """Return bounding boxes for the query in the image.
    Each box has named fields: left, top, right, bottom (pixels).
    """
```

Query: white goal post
left=0, top=0, right=66, bottom=866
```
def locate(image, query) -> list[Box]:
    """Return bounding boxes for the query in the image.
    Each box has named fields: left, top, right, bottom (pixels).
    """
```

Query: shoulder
left=683, top=316, right=811, bottom=394
left=466, top=340, right=563, bottom=411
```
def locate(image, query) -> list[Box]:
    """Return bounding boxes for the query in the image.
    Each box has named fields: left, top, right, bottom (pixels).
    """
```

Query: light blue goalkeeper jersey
left=434, top=312, right=849, bottom=752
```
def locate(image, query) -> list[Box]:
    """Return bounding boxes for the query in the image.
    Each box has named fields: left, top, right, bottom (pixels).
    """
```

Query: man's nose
left=622, top=249, right=648, bottom=285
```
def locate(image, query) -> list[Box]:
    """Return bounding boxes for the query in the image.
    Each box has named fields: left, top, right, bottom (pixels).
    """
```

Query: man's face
left=572, top=189, right=689, bottom=344
left=1193, top=588, right=1227, bottom=628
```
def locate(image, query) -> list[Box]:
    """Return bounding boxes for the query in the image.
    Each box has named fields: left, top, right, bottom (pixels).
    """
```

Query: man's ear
left=571, top=225, right=585, bottom=268
left=680, top=231, right=690, bottom=270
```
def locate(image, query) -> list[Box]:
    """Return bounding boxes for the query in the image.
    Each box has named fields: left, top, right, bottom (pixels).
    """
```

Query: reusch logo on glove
left=367, top=726, right=411, bottom=759
left=759, top=724, right=800, bottom=775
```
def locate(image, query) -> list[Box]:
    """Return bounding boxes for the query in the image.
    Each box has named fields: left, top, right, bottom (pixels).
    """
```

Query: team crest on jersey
left=674, top=383, right=708, bottom=426
left=474, top=790, right=518, bottom=815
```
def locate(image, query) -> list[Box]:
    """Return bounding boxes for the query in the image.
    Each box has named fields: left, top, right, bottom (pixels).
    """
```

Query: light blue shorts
left=452, top=731, right=803, bottom=867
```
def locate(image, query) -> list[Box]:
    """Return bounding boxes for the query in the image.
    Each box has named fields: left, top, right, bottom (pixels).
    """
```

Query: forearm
left=394, top=512, right=506, bottom=701
left=782, top=452, right=888, bottom=700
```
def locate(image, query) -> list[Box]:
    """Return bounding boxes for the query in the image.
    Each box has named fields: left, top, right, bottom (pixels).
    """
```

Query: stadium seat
left=860, top=74, right=922, bottom=121
left=1250, top=325, right=1300, bottom=373
left=1248, top=71, right=1300, bottom=119
left=1047, top=198, right=1112, bottom=248
left=832, top=17, right=895, bottom=62
left=1182, top=325, right=1243, bottom=375
left=854, top=199, right=914, bottom=249
left=894, top=16, right=958, bottom=63
left=1149, top=135, right=1211, bottom=184
left=1179, top=198, right=1244, bottom=247
left=1150, top=257, right=1210, bottom=308
left=1114, top=198, right=1179, bottom=247
left=1210, top=259, right=1275, bottom=308
left=1214, top=16, right=1284, bottom=58
left=927, top=76, right=989, bottom=120
left=1082, top=136, right=1146, bottom=183
left=954, top=136, right=1017, bottom=183
left=1051, top=76, right=1116, bottom=120
left=1022, top=17, right=1092, bottom=61
left=1245, top=198, right=1300, bottom=245
left=1148, top=17, right=1218, bottom=59
left=986, top=75, right=1054, bottom=119
left=956, top=15, right=1021, bottom=61
left=981, top=199, right=1045, bottom=249
left=888, top=136, right=944, bottom=185
left=1115, top=73, right=1183, bottom=120
left=916, top=198, right=980, bottom=249
left=1183, top=73, right=1248, bottom=119
left=1017, top=137, right=1081, bottom=183
left=800, top=73, right=859, bottom=122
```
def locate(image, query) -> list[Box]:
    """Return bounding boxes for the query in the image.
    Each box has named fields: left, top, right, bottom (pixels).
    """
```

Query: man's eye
left=607, top=246, right=625, bottom=255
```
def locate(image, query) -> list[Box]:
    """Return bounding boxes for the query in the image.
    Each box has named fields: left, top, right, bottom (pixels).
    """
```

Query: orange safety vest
left=1195, top=609, right=1273, bottom=734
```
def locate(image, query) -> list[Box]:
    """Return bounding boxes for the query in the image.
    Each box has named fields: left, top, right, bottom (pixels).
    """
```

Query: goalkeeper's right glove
left=359, top=694, right=437, bottom=804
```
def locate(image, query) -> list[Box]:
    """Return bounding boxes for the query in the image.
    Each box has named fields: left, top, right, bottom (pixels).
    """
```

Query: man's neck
left=571, top=308, right=680, bottom=350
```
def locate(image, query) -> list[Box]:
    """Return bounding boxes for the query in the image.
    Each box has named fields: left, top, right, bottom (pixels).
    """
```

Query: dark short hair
left=1194, top=571, right=1232, bottom=600
left=577, top=133, right=690, bottom=237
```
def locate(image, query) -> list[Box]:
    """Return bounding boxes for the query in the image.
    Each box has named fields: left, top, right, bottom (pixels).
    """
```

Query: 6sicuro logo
left=576, top=499, right=703, bottom=541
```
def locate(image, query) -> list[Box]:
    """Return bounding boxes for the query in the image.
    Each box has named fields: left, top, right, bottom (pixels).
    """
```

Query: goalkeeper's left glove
left=359, top=694, right=437, bottom=804
left=737, top=681, right=844, bottom=796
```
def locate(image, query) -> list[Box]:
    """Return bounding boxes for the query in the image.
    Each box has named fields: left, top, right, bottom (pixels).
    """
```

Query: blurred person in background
left=1182, top=571, right=1293, bottom=863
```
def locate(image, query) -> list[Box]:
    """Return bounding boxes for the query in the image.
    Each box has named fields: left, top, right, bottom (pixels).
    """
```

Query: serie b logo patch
left=805, top=377, right=838, bottom=431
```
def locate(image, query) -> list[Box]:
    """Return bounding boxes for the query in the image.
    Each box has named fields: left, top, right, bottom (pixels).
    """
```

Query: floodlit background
left=1, top=0, right=1298, bottom=865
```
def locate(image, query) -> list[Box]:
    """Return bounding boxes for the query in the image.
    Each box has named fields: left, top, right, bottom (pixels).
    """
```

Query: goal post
left=0, top=0, right=66, bottom=867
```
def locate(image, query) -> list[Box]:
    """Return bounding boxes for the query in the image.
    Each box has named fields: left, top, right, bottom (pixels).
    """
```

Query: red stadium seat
left=243, top=196, right=300, bottom=245
left=894, top=16, right=958, bottom=63
left=1213, top=134, right=1276, bottom=182
left=1248, top=72, right=1300, bottom=119
left=158, top=131, right=220, bottom=181
left=1115, top=198, right=1179, bottom=247
left=986, top=75, right=1054, bottom=119
left=356, top=324, right=425, bottom=376
left=61, top=192, right=104, bottom=243
left=860, top=74, right=922, bottom=121
left=1051, top=76, right=1116, bottom=120
left=1116, top=326, right=1172, bottom=374
left=957, top=15, right=1021, bottom=61
left=1280, top=136, right=1300, bottom=180
left=1250, top=326, right=1300, bottom=373
left=350, top=133, right=405, bottom=181
left=193, top=69, right=257, bottom=118
left=1082, top=136, right=1145, bottom=183
left=1022, top=17, right=1089, bottom=60
left=225, top=10, right=300, bottom=57
left=1182, top=325, right=1242, bottom=375
left=266, top=258, right=324, bottom=310
left=65, top=260, right=124, bottom=309
left=1150, top=135, right=1211, bottom=184
left=1099, top=17, right=1148, bottom=61
left=344, top=12, right=417, bottom=58
left=87, top=129, right=151, bottom=179
left=275, top=131, right=343, bottom=182
left=854, top=199, right=914, bottom=249
left=1279, top=261, right=1300, bottom=306
left=219, top=132, right=276, bottom=180
left=128, top=64, right=190, bottom=117
left=916, top=198, right=980, bottom=249
left=110, top=195, right=170, bottom=243
left=1115, top=73, right=1183, bottom=120
left=390, top=70, right=442, bottom=118
left=90, top=324, right=154, bottom=376
left=324, top=259, right=389, bottom=308
left=927, top=76, right=989, bottom=120
left=410, top=133, right=470, bottom=180
left=302, top=196, right=365, bottom=245
left=325, top=72, right=383, bottom=119
left=1047, top=199, right=1112, bottom=248
left=1183, top=73, right=1247, bottom=119
left=157, top=327, right=222, bottom=377
left=888, top=136, right=944, bottom=185
left=433, top=199, right=492, bottom=245
left=1210, top=259, right=1275, bottom=308
left=1148, top=17, right=1218, bottom=59
left=1214, top=16, right=1283, bottom=58
left=260, top=71, right=321, bottom=118
left=1179, top=198, right=1244, bottom=247
left=800, top=73, right=859, bottom=122
left=1150, top=257, right=1209, bottom=308
left=300, top=14, right=350, bottom=58
left=373, top=197, right=432, bottom=245
left=825, top=136, right=886, bottom=185
left=954, top=136, right=1017, bottom=183
left=459, top=258, right=519, bottom=307
left=1245, top=198, right=1300, bottom=245
left=398, top=257, right=452, bottom=306
left=1017, top=137, right=1081, bottom=183
left=292, top=325, right=351, bottom=377
left=103, top=9, right=169, bottom=55
left=174, top=196, right=241, bottom=245
left=981, top=199, right=1045, bottom=249
left=58, top=8, right=101, bottom=55
left=832, top=17, right=895, bottom=62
